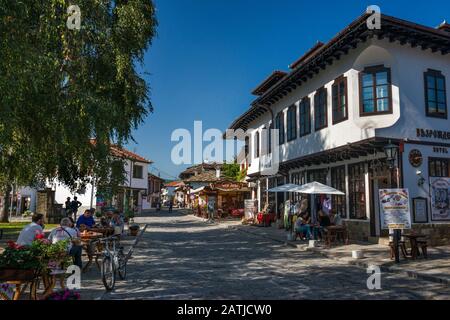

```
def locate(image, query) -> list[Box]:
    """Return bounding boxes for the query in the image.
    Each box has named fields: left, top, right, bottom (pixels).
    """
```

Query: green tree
left=222, top=162, right=246, bottom=182
left=0, top=1, right=157, bottom=221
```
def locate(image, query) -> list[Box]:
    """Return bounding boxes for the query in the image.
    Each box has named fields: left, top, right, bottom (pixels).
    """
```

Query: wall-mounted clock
left=409, top=149, right=423, bottom=167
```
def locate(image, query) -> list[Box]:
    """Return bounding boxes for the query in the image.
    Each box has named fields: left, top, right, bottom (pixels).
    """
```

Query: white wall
left=245, top=38, right=450, bottom=175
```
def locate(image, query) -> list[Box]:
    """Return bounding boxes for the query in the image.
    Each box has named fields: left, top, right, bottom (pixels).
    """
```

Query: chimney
left=216, top=168, right=221, bottom=179
left=437, top=20, right=450, bottom=33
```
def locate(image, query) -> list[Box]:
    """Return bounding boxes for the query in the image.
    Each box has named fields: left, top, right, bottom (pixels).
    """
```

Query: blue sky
left=127, top=0, right=449, bottom=180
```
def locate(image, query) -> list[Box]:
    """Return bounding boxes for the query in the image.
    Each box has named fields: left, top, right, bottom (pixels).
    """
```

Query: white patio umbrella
left=294, top=181, right=345, bottom=195
left=293, top=181, right=345, bottom=224
left=267, top=184, right=302, bottom=192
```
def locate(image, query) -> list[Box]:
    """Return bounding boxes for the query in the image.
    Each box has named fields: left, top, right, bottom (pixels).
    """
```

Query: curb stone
left=232, top=224, right=449, bottom=287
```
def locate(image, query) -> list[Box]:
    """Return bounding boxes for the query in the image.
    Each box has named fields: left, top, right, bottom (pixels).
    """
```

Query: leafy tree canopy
left=0, top=0, right=157, bottom=194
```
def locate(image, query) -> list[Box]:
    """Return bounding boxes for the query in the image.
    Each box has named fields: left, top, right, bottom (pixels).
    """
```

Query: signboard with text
left=244, top=199, right=257, bottom=219
left=379, top=188, right=411, bottom=229
left=430, top=177, right=450, bottom=221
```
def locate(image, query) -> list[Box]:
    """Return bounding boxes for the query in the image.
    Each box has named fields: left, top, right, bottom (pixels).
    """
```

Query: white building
left=12, top=145, right=152, bottom=217
left=228, top=13, right=450, bottom=245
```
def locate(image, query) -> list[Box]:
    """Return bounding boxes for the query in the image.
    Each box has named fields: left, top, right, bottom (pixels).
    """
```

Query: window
left=244, top=136, right=249, bottom=158
left=307, top=169, right=327, bottom=184
left=291, top=171, right=306, bottom=201
left=261, top=126, right=267, bottom=156
left=429, top=158, right=450, bottom=177
left=332, top=76, right=348, bottom=124
left=314, top=87, right=328, bottom=130
left=359, top=65, right=392, bottom=115
left=132, top=165, right=143, bottom=179
left=424, top=69, right=447, bottom=118
left=254, top=131, right=260, bottom=158
left=275, top=112, right=285, bottom=144
left=299, top=97, right=311, bottom=136
left=286, top=105, right=297, bottom=141
left=349, top=162, right=366, bottom=220
left=268, top=122, right=273, bottom=154
left=331, top=166, right=346, bottom=218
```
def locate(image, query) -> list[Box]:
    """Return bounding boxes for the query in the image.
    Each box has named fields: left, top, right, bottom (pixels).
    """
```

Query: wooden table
left=403, top=234, right=427, bottom=259
left=325, top=225, right=349, bottom=247
left=80, top=232, right=104, bottom=273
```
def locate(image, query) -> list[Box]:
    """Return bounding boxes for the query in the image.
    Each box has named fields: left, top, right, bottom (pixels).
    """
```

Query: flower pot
left=0, top=269, right=36, bottom=282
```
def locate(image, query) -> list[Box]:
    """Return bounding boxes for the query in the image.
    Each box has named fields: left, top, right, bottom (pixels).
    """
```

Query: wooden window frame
left=314, top=87, right=328, bottom=131
left=286, top=105, right=297, bottom=142
left=331, top=165, right=347, bottom=218
left=132, top=165, right=143, bottom=179
left=275, top=112, right=285, bottom=145
left=299, top=97, right=311, bottom=137
left=332, top=75, right=349, bottom=124
left=348, top=162, right=367, bottom=220
left=424, top=69, right=447, bottom=119
left=254, top=131, right=260, bottom=158
left=359, top=65, right=393, bottom=116
left=428, top=157, right=450, bottom=177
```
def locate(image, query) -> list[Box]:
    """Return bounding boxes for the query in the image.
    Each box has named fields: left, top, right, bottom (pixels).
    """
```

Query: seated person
left=315, top=210, right=331, bottom=240
left=48, top=218, right=82, bottom=269
left=110, top=212, right=125, bottom=234
left=294, top=212, right=313, bottom=240
left=17, top=213, right=45, bottom=246
left=76, top=209, right=95, bottom=230
left=330, top=211, right=343, bottom=226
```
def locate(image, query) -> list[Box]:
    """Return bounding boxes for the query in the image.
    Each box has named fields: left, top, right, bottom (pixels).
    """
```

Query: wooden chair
left=417, top=240, right=428, bottom=258
left=389, top=241, right=408, bottom=260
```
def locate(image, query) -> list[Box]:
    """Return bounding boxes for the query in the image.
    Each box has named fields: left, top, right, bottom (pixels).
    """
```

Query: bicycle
left=97, top=235, right=128, bottom=291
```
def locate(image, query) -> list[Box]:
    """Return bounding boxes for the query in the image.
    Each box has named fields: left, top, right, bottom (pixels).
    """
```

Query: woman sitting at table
left=48, top=218, right=83, bottom=269
left=315, top=209, right=331, bottom=240
left=110, top=211, right=125, bottom=234
left=295, top=212, right=313, bottom=241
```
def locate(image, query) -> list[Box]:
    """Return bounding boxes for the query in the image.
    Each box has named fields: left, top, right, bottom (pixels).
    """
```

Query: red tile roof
left=90, top=139, right=152, bottom=164
left=289, top=41, right=324, bottom=69
left=251, top=71, right=287, bottom=96
left=164, top=181, right=185, bottom=187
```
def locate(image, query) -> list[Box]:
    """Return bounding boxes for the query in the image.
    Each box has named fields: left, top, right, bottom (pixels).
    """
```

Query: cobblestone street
left=80, top=209, right=450, bottom=300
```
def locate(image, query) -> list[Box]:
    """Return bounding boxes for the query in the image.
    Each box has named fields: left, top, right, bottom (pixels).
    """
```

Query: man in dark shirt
left=76, top=209, right=95, bottom=229
left=70, top=197, right=82, bottom=220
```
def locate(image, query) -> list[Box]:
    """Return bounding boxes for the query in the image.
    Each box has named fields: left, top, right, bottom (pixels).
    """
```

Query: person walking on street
left=169, top=200, right=173, bottom=212
left=70, top=196, right=82, bottom=221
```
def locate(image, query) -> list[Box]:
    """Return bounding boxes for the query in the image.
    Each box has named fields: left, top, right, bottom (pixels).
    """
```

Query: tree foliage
left=0, top=0, right=157, bottom=221
left=222, top=162, right=246, bottom=182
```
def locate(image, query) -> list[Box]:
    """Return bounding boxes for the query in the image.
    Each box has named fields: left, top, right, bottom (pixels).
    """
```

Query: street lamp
left=384, top=140, right=398, bottom=169
left=384, top=139, right=401, bottom=263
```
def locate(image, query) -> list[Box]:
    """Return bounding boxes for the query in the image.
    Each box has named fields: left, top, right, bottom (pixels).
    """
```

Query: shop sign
left=416, top=128, right=450, bottom=141
left=433, top=147, right=449, bottom=154
left=213, top=182, right=242, bottom=190
left=244, top=199, right=257, bottom=219
left=430, top=177, right=450, bottom=221
left=379, top=189, right=412, bottom=229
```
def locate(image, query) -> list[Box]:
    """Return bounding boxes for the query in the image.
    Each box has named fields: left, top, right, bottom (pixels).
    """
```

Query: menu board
left=430, top=177, right=450, bottom=221
left=379, top=188, right=412, bottom=229
left=244, top=199, right=257, bottom=219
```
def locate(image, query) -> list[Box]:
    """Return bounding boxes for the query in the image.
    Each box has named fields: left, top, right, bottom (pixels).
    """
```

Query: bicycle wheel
left=101, top=256, right=115, bottom=291
left=117, top=250, right=127, bottom=280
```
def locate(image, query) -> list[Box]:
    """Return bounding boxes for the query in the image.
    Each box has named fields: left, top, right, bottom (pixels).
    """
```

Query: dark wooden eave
left=279, top=137, right=400, bottom=171
left=252, top=71, right=287, bottom=96
left=228, top=13, right=450, bottom=131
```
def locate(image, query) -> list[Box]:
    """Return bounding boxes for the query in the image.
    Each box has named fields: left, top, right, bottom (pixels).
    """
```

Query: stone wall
left=411, top=224, right=450, bottom=246
left=344, top=220, right=371, bottom=242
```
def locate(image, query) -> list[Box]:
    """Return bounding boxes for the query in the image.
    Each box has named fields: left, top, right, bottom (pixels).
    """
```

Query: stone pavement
left=78, top=209, right=450, bottom=300
left=230, top=221, right=450, bottom=285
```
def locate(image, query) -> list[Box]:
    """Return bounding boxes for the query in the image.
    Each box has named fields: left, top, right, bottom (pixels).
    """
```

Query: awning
left=294, top=181, right=345, bottom=195
left=189, top=186, right=205, bottom=194
left=267, top=184, right=302, bottom=192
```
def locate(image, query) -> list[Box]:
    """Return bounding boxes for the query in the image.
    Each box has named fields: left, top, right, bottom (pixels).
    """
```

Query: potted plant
left=95, top=211, right=103, bottom=219
left=124, top=210, right=135, bottom=224
left=129, top=224, right=140, bottom=236
left=0, top=241, right=41, bottom=281
left=22, top=210, right=33, bottom=219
